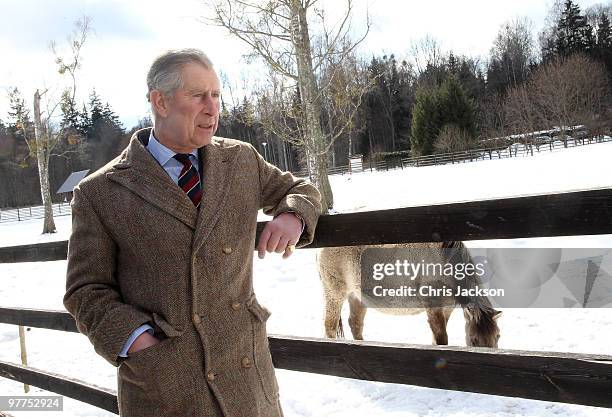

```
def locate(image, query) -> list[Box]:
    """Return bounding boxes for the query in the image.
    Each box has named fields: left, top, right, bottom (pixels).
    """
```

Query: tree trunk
left=289, top=0, right=333, bottom=213
left=33, top=90, right=56, bottom=234
left=304, top=148, right=333, bottom=212
left=283, top=140, right=289, bottom=171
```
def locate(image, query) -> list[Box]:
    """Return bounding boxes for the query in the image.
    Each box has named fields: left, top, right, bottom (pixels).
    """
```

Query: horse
left=317, top=241, right=502, bottom=347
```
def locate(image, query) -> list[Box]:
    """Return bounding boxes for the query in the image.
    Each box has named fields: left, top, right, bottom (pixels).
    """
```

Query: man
left=63, top=49, right=321, bottom=417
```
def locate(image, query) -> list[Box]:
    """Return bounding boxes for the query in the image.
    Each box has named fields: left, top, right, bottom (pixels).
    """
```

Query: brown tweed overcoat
left=63, top=128, right=321, bottom=417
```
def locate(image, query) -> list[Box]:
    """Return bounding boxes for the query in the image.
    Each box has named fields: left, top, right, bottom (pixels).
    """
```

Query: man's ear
left=150, top=90, right=170, bottom=118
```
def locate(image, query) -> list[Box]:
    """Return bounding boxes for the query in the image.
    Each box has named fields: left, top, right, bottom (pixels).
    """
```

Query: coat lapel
left=106, top=133, right=198, bottom=230
left=193, top=138, right=240, bottom=252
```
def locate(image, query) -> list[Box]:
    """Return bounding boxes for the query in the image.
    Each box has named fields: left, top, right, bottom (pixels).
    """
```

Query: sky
left=0, top=0, right=607, bottom=129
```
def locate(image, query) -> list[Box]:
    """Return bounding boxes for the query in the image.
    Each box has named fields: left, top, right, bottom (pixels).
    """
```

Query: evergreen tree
left=102, top=103, right=123, bottom=131
left=410, top=76, right=477, bottom=156
left=438, top=76, right=477, bottom=140
left=593, top=12, right=612, bottom=76
left=597, top=12, right=612, bottom=48
left=7, top=87, right=35, bottom=159
left=555, top=0, right=595, bottom=56
left=78, top=104, right=91, bottom=137
left=60, top=91, right=80, bottom=131
left=60, top=90, right=84, bottom=145
left=359, top=54, right=415, bottom=156
left=410, top=88, right=439, bottom=156
left=76, top=89, right=126, bottom=168
left=87, top=90, right=105, bottom=140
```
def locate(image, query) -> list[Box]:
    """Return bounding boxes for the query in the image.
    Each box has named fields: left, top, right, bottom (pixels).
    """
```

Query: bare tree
left=205, top=0, right=369, bottom=212
left=532, top=54, right=608, bottom=138
left=433, top=124, right=476, bottom=153
left=585, top=3, right=612, bottom=30
left=489, top=17, right=535, bottom=90
left=409, top=35, right=445, bottom=79
left=538, top=0, right=566, bottom=59
left=479, top=92, right=509, bottom=141
left=504, top=54, right=609, bottom=145
left=9, top=17, right=91, bottom=233
left=504, top=82, right=540, bottom=139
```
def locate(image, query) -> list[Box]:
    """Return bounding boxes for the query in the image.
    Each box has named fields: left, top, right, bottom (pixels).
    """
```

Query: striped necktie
left=173, top=153, right=202, bottom=208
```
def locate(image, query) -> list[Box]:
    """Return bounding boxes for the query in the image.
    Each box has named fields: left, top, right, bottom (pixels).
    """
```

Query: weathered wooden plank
left=0, top=308, right=78, bottom=333
left=1, top=308, right=611, bottom=408
left=269, top=335, right=612, bottom=408
left=307, top=188, right=612, bottom=247
left=0, top=241, right=68, bottom=263
left=2, top=188, right=612, bottom=263
left=0, top=361, right=118, bottom=414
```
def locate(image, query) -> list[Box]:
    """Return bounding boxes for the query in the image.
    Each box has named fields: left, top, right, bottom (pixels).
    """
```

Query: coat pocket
left=120, top=334, right=200, bottom=415
left=246, top=294, right=280, bottom=403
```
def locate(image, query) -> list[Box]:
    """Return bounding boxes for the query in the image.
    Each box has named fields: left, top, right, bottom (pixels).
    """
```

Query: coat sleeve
left=250, top=145, right=322, bottom=247
left=63, top=186, right=152, bottom=366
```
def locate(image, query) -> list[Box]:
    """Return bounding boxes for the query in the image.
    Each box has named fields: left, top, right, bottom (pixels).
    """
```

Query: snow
left=1, top=142, right=612, bottom=416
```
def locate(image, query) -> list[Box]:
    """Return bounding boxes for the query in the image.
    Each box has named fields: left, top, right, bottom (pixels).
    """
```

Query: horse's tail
left=337, top=316, right=345, bottom=338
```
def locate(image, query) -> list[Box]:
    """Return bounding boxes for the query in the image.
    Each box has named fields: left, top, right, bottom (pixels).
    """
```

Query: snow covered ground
left=1, top=142, right=612, bottom=416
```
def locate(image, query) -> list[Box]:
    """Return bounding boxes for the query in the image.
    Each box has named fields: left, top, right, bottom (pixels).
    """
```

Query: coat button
left=193, top=314, right=202, bottom=324
left=207, top=371, right=215, bottom=382
left=222, top=246, right=232, bottom=254
left=231, top=301, right=241, bottom=310
left=241, top=357, right=252, bottom=368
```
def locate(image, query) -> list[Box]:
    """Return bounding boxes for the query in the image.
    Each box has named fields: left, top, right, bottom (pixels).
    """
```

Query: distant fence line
left=294, top=134, right=612, bottom=177
left=0, top=202, right=71, bottom=224
left=1, top=135, right=609, bottom=223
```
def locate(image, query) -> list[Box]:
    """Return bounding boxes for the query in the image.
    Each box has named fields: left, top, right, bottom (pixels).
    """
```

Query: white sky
left=0, top=0, right=607, bottom=128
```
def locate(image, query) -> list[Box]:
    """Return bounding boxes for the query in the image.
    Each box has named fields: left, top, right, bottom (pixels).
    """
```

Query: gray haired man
left=64, top=49, right=321, bottom=416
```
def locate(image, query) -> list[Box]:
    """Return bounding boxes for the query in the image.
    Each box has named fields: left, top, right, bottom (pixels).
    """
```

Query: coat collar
left=107, top=128, right=240, bottom=237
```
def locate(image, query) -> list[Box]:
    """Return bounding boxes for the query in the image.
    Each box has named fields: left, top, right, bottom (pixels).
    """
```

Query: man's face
left=157, top=63, right=221, bottom=152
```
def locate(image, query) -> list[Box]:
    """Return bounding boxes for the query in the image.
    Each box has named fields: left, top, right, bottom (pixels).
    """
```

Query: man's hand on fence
left=257, top=212, right=302, bottom=259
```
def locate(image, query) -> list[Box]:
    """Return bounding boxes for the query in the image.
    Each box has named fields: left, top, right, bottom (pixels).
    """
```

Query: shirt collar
left=147, top=130, right=199, bottom=166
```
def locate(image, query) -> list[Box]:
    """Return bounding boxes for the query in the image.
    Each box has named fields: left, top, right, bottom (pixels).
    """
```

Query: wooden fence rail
left=1, top=308, right=612, bottom=411
left=2, top=188, right=612, bottom=411
left=0, top=360, right=118, bottom=414
left=2, top=187, right=612, bottom=263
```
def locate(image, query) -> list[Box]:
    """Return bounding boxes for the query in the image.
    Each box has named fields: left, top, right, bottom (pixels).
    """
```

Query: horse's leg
left=443, top=307, right=454, bottom=324
left=324, top=291, right=346, bottom=339
left=426, top=307, right=449, bottom=345
left=347, top=293, right=367, bottom=340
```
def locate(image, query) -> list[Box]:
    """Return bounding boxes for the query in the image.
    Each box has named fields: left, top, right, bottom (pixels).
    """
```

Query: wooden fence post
left=18, top=325, right=29, bottom=393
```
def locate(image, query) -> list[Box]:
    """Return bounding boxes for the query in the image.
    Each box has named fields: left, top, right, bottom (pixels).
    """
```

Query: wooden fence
left=1, top=188, right=612, bottom=413
left=0, top=202, right=71, bottom=224
left=2, top=135, right=608, bottom=224
left=294, top=134, right=612, bottom=177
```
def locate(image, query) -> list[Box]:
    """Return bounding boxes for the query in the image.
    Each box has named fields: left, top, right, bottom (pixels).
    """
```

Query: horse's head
left=463, top=306, right=502, bottom=348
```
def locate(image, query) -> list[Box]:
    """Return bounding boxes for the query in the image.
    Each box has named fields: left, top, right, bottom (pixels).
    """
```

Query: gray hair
left=146, top=49, right=214, bottom=101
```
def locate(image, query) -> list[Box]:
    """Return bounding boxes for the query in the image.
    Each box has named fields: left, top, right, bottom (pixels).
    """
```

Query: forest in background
left=0, top=0, right=610, bottom=208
